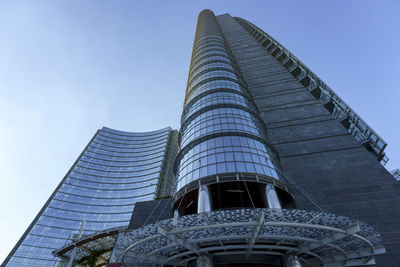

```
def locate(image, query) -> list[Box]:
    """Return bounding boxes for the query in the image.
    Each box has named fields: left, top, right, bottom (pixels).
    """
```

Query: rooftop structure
left=391, top=169, right=400, bottom=181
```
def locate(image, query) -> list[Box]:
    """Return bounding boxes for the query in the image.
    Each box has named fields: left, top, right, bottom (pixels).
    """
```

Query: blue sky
left=0, top=0, right=399, bottom=262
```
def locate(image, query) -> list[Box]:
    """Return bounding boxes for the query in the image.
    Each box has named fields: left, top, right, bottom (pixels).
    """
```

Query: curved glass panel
left=69, top=171, right=160, bottom=183
left=190, top=51, right=232, bottom=69
left=192, top=41, right=225, bottom=56
left=190, top=55, right=233, bottom=73
left=185, top=79, right=245, bottom=104
left=189, top=61, right=235, bottom=81
left=176, top=136, right=281, bottom=191
left=176, top=9, right=282, bottom=198
left=192, top=36, right=224, bottom=50
left=65, top=177, right=157, bottom=190
left=6, top=127, right=172, bottom=266
left=192, top=44, right=226, bottom=59
left=183, top=91, right=255, bottom=121
left=187, top=75, right=241, bottom=99
left=188, top=69, right=239, bottom=89
left=181, top=107, right=266, bottom=147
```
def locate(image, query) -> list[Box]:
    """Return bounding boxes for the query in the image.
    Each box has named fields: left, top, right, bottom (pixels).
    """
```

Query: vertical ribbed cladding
left=4, top=127, right=173, bottom=267
left=174, top=10, right=294, bottom=215
left=156, top=129, right=179, bottom=198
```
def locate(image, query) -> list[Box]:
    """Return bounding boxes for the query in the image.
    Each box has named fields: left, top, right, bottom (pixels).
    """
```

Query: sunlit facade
left=173, top=10, right=295, bottom=217
left=104, top=10, right=392, bottom=266
left=2, top=127, right=175, bottom=267
left=3, top=8, right=399, bottom=267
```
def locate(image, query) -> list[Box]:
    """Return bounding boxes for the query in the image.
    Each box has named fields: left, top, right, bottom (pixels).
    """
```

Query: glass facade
left=3, top=8, right=394, bottom=267
left=4, top=127, right=173, bottom=267
left=174, top=10, right=288, bottom=210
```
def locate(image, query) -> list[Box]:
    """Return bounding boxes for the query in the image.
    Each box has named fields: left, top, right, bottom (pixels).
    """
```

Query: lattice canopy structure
left=52, top=228, right=121, bottom=267
left=104, top=208, right=384, bottom=267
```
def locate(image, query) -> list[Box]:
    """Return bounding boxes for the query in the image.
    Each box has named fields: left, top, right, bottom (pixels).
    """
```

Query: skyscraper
left=2, top=127, right=178, bottom=266
left=3, top=9, right=399, bottom=267
left=174, top=8, right=293, bottom=216
left=217, top=12, right=400, bottom=265
left=105, top=10, right=396, bottom=266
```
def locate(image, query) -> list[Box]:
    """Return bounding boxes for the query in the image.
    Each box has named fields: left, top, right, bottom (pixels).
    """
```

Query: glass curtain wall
left=5, top=127, right=172, bottom=267
left=174, top=10, right=292, bottom=214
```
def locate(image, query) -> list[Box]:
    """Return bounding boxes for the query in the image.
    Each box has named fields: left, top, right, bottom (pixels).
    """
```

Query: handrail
left=234, top=17, right=388, bottom=165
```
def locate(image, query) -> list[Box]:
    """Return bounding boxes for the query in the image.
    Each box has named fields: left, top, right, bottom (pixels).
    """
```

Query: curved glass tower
left=174, top=10, right=294, bottom=215
left=3, top=8, right=397, bottom=267
left=3, top=127, right=176, bottom=267
left=97, top=9, right=387, bottom=267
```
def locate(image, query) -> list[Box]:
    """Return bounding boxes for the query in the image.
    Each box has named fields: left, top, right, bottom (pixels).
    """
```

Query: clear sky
left=0, top=0, right=399, bottom=262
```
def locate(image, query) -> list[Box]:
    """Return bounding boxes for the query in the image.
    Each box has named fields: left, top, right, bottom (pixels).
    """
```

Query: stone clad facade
left=217, top=13, right=400, bottom=266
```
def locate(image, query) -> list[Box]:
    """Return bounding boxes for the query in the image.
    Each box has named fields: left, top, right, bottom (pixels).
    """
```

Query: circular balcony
left=107, top=208, right=384, bottom=266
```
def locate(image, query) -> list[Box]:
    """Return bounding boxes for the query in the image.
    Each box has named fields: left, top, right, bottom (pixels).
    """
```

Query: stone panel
left=128, top=199, right=173, bottom=229
left=217, top=13, right=400, bottom=266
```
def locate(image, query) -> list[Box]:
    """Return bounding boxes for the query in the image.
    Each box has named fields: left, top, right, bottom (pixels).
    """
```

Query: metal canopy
left=108, top=208, right=384, bottom=266
left=52, top=227, right=124, bottom=266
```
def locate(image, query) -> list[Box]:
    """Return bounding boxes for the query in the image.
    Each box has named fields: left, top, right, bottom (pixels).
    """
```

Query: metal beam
left=120, top=234, right=162, bottom=265
left=145, top=232, right=316, bottom=264
left=124, top=252, right=169, bottom=265
left=77, top=245, right=108, bottom=265
left=167, top=243, right=300, bottom=263
left=248, top=211, right=265, bottom=254
left=188, top=233, right=318, bottom=246
left=143, top=232, right=323, bottom=263
left=297, top=224, right=359, bottom=254
left=344, top=257, right=376, bottom=266
left=67, top=221, right=85, bottom=267
left=177, top=250, right=285, bottom=266
left=167, top=220, right=361, bottom=237
left=323, top=257, right=376, bottom=267
left=353, top=234, right=376, bottom=254
left=203, top=213, right=225, bottom=250
left=158, top=224, right=201, bottom=255
left=322, top=247, right=386, bottom=266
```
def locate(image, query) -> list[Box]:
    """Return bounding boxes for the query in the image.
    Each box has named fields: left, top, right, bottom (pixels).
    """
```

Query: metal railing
left=235, top=17, right=388, bottom=165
